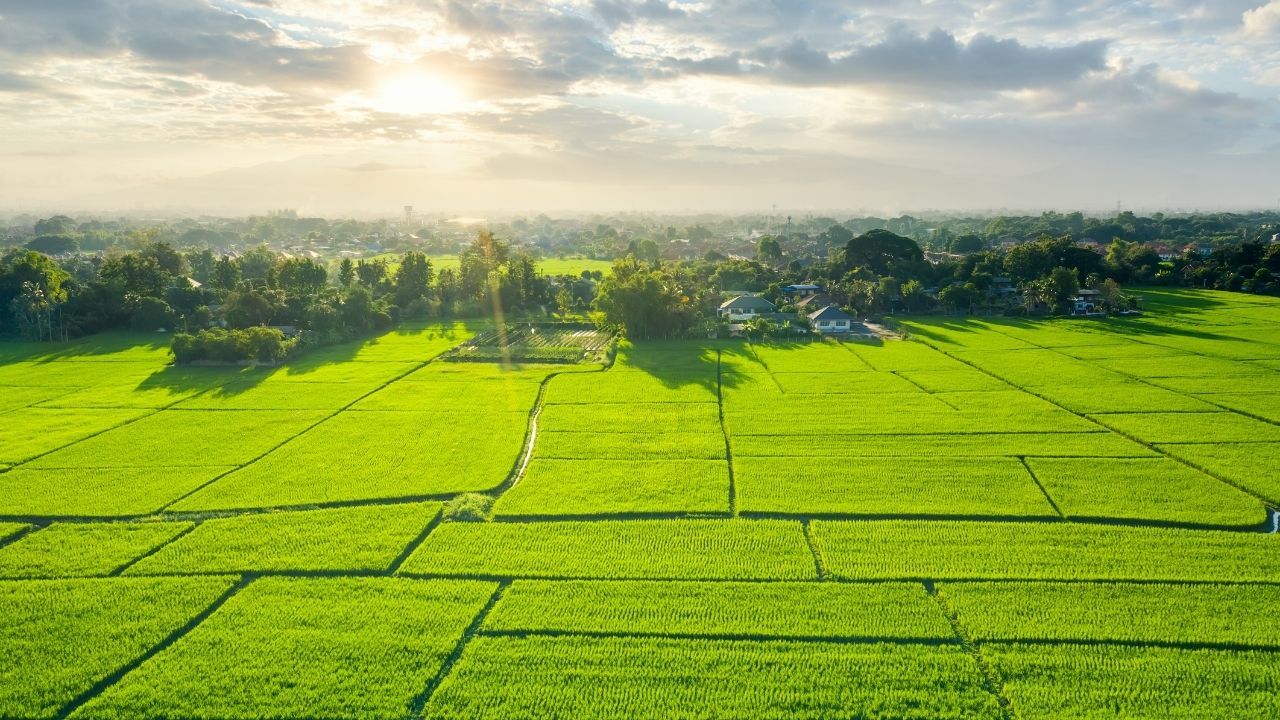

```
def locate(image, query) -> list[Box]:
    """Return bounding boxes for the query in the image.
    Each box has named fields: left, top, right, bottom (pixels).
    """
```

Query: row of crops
left=0, top=288, right=1278, bottom=717
left=4, top=571, right=1277, bottom=718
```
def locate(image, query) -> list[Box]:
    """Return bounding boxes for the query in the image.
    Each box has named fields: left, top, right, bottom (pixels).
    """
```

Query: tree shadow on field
left=613, top=337, right=746, bottom=395
left=126, top=320, right=481, bottom=400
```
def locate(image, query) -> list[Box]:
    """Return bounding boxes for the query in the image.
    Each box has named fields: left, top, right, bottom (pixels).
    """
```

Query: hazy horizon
left=3, top=1, right=1278, bottom=215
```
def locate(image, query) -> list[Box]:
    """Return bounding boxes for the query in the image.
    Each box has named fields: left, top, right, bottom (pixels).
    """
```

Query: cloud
left=663, top=29, right=1109, bottom=93
left=1242, top=1, right=1280, bottom=37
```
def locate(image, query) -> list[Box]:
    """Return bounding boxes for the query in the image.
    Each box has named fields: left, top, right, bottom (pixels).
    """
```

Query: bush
left=442, top=493, right=494, bottom=522
left=171, top=327, right=294, bottom=365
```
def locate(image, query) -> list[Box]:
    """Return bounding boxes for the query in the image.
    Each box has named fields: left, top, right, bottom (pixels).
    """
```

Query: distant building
left=718, top=294, right=776, bottom=321
left=781, top=284, right=823, bottom=300
left=1072, top=289, right=1104, bottom=316
left=807, top=305, right=856, bottom=334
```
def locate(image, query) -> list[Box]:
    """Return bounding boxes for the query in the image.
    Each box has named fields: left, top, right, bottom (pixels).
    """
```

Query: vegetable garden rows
left=1, top=288, right=1278, bottom=718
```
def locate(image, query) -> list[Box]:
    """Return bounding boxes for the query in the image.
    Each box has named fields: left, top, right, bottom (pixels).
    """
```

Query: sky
left=1, top=0, right=1278, bottom=216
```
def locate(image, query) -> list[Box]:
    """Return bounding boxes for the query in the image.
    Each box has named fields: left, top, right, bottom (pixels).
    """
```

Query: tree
left=395, top=252, right=434, bottom=306
left=839, top=229, right=923, bottom=276
left=1046, top=266, right=1080, bottom=312
left=593, top=258, right=698, bottom=339
left=938, top=283, right=978, bottom=314
left=951, top=234, right=984, bottom=254
left=338, top=258, right=356, bottom=287
left=213, top=256, right=240, bottom=290
left=900, top=279, right=927, bottom=312
left=26, top=235, right=78, bottom=255
left=555, top=288, right=574, bottom=320
left=270, top=258, right=326, bottom=296
left=741, top=316, right=776, bottom=341
left=756, top=236, right=783, bottom=266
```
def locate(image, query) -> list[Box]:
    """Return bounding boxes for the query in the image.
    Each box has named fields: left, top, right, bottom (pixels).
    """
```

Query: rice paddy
left=2, top=288, right=1278, bottom=717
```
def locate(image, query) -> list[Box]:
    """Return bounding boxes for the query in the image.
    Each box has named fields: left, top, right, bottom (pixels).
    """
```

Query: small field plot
left=352, top=372, right=547, bottom=412
left=539, top=402, right=722, bottom=433
left=28, top=409, right=327, bottom=468
left=0, top=522, right=191, bottom=579
left=1026, top=380, right=1218, bottom=413
left=612, top=342, right=718, bottom=373
left=1091, top=354, right=1276, bottom=379
left=1148, top=374, right=1280, bottom=394
left=535, top=430, right=726, bottom=460
left=1093, top=411, right=1280, bottom=444
left=0, top=466, right=236, bottom=517
left=0, top=576, right=236, bottom=719
left=401, top=519, right=814, bottom=580
left=770, top=370, right=919, bottom=394
left=731, top=432, right=1152, bottom=459
left=1026, top=457, right=1265, bottom=527
left=0, top=360, right=158, bottom=388
left=494, top=459, right=728, bottom=517
left=749, top=342, right=870, bottom=373
left=74, top=577, right=497, bottom=720
left=426, top=635, right=1000, bottom=720
left=175, top=380, right=371, bottom=411
left=895, top=369, right=1010, bottom=393
left=175, top=410, right=527, bottom=509
left=1158, top=442, right=1280, bottom=504
left=938, top=581, right=1280, bottom=646
left=485, top=580, right=953, bottom=639
left=0, top=386, right=78, bottom=413
left=848, top=340, right=970, bottom=371
left=545, top=370, right=717, bottom=404
left=127, top=503, right=439, bottom=575
left=734, top=456, right=1055, bottom=518
left=0, top=408, right=150, bottom=464
left=816, top=520, right=1280, bottom=582
left=262, top=357, right=420, bottom=384
left=953, top=349, right=1130, bottom=386
left=338, top=322, right=473, bottom=362
left=1195, top=392, right=1280, bottom=423
left=988, top=644, right=1280, bottom=719
left=445, top=324, right=612, bottom=364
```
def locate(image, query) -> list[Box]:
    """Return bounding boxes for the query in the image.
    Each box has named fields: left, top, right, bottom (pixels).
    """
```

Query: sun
left=369, top=71, right=466, bottom=115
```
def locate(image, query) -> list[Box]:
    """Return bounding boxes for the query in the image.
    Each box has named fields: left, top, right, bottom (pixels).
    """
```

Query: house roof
left=782, top=284, right=822, bottom=292
left=794, top=293, right=833, bottom=308
left=719, top=295, right=775, bottom=311
left=808, top=305, right=855, bottom=322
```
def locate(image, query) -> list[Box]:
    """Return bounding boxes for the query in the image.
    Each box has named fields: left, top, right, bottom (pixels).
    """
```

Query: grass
left=0, top=408, right=151, bottom=464
left=401, top=519, right=815, bottom=579
left=545, top=371, right=717, bottom=404
left=74, top=577, right=497, bottom=720
left=535, top=431, right=728, bottom=460
left=172, top=410, right=528, bottom=510
left=989, top=644, right=1280, bottom=719
left=426, top=636, right=1002, bottom=720
left=730, top=431, right=1153, bottom=458
left=1092, top=411, right=1280, bottom=444
left=1026, top=457, right=1265, bottom=526
left=539, top=402, right=722, bottom=434
left=0, top=522, right=192, bottom=579
left=494, top=459, right=729, bottom=516
left=816, top=520, right=1280, bottom=582
left=0, top=466, right=237, bottom=517
left=939, top=581, right=1280, bottom=645
left=27, top=409, right=329, bottom=468
left=126, top=503, right=440, bottom=575
left=1157, top=442, right=1280, bottom=504
left=0, top=576, right=236, bottom=718
left=734, top=456, right=1055, bottom=517
left=485, top=580, right=955, bottom=639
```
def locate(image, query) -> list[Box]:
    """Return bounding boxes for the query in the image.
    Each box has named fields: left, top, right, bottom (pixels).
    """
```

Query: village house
left=718, top=294, right=776, bottom=321
left=807, top=305, right=857, bottom=334
left=781, top=284, right=823, bottom=301
left=1072, top=289, right=1105, bottom=316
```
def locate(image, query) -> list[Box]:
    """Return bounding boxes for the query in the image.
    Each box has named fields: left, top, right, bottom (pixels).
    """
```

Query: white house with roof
left=807, top=305, right=856, bottom=334
left=719, top=294, right=776, bottom=321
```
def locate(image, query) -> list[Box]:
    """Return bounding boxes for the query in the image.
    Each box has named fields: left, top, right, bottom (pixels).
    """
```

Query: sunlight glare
left=371, top=71, right=466, bottom=115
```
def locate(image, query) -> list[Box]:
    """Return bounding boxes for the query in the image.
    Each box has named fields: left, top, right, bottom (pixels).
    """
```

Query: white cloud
left=1242, top=1, right=1280, bottom=37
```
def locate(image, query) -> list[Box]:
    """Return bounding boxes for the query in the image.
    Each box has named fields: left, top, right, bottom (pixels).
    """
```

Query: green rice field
left=1, top=288, right=1278, bottom=717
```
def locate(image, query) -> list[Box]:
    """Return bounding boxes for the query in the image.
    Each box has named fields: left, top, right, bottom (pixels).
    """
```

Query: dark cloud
left=666, top=29, right=1109, bottom=92
left=0, top=0, right=374, bottom=92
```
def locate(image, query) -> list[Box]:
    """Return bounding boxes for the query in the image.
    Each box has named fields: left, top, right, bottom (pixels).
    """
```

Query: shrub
left=171, top=327, right=294, bottom=365
left=442, top=493, right=494, bottom=522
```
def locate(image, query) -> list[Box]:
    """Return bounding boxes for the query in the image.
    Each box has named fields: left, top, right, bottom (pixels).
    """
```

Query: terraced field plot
left=1, top=290, right=1278, bottom=718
